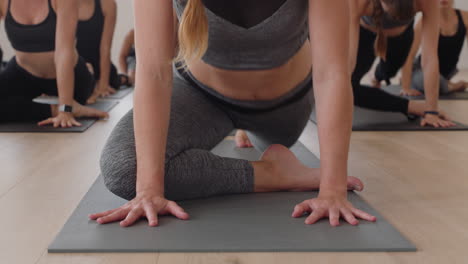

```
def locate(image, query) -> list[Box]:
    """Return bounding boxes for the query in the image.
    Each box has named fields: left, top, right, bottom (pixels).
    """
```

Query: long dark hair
left=372, top=0, right=416, bottom=60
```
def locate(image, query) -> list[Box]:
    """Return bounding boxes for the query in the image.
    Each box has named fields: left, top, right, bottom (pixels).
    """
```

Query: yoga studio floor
left=2, top=74, right=468, bottom=263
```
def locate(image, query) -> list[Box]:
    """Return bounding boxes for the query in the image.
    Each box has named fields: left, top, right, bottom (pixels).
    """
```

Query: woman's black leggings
left=351, top=24, right=414, bottom=114
left=0, top=57, right=94, bottom=122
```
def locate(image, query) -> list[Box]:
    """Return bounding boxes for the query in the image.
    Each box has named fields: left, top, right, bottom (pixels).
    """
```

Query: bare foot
left=371, top=78, right=382, bottom=88
left=253, top=144, right=363, bottom=192
left=235, top=130, right=254, bottom=148
left=448, top=81, right=467, bottom=93
left=73, top=102, right=109, bottom=119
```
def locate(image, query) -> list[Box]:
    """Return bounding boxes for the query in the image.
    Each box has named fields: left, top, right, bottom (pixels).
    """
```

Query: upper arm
left=348, top=0, right=364, bottom=72
left=461, top=10, right=468, bottom=40
left=133, top=0, right=174, bottom=71
left=54, top=0, right=78, bottom=54
left=419, top=0, right=439, bottom=63
left=119, top=29, right=134, bottom=58
left=309, top=0, right=350, bottom=82
left=0, top=0, right=5, bottom=20
left=408, top=17, right=423, bottom=58
left=100, top=0, right=117, bottom=52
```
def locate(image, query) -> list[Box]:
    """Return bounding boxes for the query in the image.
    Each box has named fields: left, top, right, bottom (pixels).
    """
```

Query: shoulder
left=0, top=0, right=6, bottom=18
left=349, top=0, right=370, bottom=18
left=460, top=9, right=468, bottom=28
left=415, top=0, right=438, bottom=13
left=101, top=0, right=116, bottom=14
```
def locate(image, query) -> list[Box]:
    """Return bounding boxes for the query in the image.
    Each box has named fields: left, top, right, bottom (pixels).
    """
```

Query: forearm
left=314, top=76, right=353, bottom=193
left=422, top=60, right=439, bottom=109
left=55, top=50, right=76, bottom=105
left=119, top=56, right=128, bottom=74
left=401, top=59, right=414, bottom=90
left=134, top=65, right=173, bottom=196
left=98, top=50, right=111, bottom=86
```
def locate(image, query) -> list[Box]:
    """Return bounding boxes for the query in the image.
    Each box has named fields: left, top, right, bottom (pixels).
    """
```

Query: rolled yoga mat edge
left=48, top=139, right=416, bottom=253
left=101, top=86, right=133, bottom=100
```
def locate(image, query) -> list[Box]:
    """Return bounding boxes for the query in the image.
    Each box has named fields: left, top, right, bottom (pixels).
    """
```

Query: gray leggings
left=412, top=69, right=450, bottom=95
left=100, top=67, right=314, bottom=201
left=411, top=60, right=457, bottom=95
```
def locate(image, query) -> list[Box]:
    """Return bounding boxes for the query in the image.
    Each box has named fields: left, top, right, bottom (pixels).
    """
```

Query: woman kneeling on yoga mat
left=77, top=0, right=122, bottom=104
left=350, top=0, right=454, bottom=128
left=401, top=0, right=468, bottom=95
left=91, top=0, right=377, bottom=227
left=0, top=0, right=108, bottom=127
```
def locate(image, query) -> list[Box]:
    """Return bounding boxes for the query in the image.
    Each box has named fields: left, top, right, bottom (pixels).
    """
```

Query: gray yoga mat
left=310, top=106, right=468, bottom=131
left=104, top=86, right=133, bottom=99
left=383, top=85, right=468, bottom=100
left=49, top=139, right=416, bottom=253
left=0, top=100, right=118, bottom=133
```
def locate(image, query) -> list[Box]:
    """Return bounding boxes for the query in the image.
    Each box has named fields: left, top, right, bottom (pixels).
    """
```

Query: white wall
left=0, top=0, right=134, bottom=63
left=1, top=0, right=468, bottom=69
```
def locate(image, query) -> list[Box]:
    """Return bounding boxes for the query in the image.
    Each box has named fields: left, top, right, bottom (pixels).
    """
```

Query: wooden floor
left=2, top=74, right=468, bottom=264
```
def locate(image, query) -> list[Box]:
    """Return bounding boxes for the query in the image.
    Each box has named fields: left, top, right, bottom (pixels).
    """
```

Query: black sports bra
left=361, top=13, right=414, bottom=29
left=4, top=0, right=57, bottom=52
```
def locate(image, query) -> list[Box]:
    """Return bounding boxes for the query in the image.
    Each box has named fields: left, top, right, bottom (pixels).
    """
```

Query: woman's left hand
left=292, top=192, right=376, bottom=226
left=421, top=113, right=455, bottom=128
left=87, top=82, right=117, bottom=104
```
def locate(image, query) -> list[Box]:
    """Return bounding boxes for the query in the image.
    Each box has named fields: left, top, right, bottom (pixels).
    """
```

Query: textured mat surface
left=49, top=140, right=416, bottom=252
left=0, top=101, right=117, bottom=133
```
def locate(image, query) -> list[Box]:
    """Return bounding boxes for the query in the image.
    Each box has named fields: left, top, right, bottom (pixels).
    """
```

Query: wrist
left=423, top=110, right=439, bottom=117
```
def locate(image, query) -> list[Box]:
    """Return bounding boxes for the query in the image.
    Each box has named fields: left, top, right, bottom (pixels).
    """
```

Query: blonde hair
left=174, top=0, right=209, bottom=68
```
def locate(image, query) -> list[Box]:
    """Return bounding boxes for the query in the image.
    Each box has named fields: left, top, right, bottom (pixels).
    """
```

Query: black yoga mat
left=48, top=139, right=415, bottom=253
left=0, top=100, right=117, bottom=133
left=310, top=106, right=468, bottom=131
left=383, top=85, right=468, bottom=100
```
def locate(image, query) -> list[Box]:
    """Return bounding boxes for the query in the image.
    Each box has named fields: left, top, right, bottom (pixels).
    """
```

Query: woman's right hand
left=89, top=193, right=190, bottom=227
left=400, top=88, right=422, bottom=96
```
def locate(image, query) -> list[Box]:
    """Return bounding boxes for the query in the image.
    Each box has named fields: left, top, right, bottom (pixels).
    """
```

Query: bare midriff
left=187, top=40, right=312, bottom=101
left=13, top=50, right=78, bottom=79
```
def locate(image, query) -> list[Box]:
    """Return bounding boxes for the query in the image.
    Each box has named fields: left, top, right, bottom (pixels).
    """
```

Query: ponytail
left=372, top=0, right=387, bottom=60
left=175, top=0, right=208, bottom=68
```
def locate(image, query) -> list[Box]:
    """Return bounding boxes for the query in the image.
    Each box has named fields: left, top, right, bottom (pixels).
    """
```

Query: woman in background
left=118, top=28, right=136, bottom=86
left=401, top=0, right=468, bottom=95
left=77, top=0, right=119, bottom=104
left=349, top=0, right=454, bottom=128
left=0, top=0, right=107, bottom=126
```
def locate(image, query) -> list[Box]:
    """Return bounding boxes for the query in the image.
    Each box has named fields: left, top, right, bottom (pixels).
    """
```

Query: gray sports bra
left=173, top=0, right=309, bottom=70
left=361, top=13, right=414, bottom=29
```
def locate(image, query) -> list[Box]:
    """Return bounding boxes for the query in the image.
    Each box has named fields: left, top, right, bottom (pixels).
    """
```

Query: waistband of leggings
left=174, top=63, right=312, bottom=113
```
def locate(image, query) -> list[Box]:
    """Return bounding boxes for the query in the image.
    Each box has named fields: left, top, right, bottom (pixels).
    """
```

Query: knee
left=100, top=110, right=137, bottom=200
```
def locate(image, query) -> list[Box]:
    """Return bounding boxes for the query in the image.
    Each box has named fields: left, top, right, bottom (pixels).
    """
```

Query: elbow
left=54, top=48, right=76, bottom=69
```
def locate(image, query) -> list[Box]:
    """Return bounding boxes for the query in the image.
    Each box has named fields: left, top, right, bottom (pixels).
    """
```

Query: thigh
left=72, top=57, right=95, bottom=104
left=352, top=26, right=377, bottom=83
left=0, top=58, right=42, bottom=99
left=235, top=88, right=313, bottom=152
left=377, top=25, right=414, bottom=77
left=101, top=69, right=235, bottom=178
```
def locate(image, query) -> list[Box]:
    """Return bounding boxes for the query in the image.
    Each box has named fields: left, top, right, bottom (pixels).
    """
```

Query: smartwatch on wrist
left=58, top=104, right=73, bottom=113
left=423, top=111, right=439, bottom=117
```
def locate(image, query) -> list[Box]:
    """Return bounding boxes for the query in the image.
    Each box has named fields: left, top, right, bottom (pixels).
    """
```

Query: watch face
left=59, top=105, right=73, bottom=113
